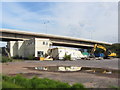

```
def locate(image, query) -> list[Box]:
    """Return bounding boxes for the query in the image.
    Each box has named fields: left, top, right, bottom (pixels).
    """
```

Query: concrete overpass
left=0, top=28, right=112, bottom=48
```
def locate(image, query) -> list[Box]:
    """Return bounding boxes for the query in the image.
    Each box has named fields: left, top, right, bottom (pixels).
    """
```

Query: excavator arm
left=91, top=44, right=116, bottom=58
left=96, top=44, right=106, bottom=51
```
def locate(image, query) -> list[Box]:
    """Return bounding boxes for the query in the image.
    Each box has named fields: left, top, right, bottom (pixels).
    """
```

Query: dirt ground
left=1, top=59, right=119, bottom=88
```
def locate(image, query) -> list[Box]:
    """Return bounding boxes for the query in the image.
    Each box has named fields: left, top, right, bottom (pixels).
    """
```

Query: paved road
left=25, top=58, right=119, bottom=70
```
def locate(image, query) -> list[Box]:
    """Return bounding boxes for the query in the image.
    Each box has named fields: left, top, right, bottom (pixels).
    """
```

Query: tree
left=106, top=43, right=120, bottom=58
left=63, top=53, right=71, bottom=60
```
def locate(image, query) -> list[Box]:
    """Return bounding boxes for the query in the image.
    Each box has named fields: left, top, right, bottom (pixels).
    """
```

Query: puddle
left=35, top=66, right=82, bottom=72
left=27, top=66, right=119, bottom=74
left=26, top=66, right=119, bottom=78
left=81, top=67, right=113, bottom=74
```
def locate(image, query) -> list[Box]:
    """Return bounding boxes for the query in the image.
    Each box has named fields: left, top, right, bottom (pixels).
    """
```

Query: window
left=59, top=50, right=62, bottom=52
left=46, top=42, right=48, bottom=45
left=43, top=42, right=45, bottom=45
left=38, top=51, right=44, bottom=57
left=43, top=41, right=48, bottom=45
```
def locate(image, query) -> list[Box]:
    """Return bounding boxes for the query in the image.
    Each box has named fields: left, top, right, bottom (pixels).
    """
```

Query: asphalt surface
left=25, top=58, right=119, bottom=70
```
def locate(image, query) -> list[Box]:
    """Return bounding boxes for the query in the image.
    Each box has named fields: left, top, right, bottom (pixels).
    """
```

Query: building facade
left=7, top=38, right=52, bottom=58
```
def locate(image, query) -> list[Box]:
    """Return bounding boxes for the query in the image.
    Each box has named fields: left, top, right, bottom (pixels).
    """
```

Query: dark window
left=43, top=42, right=45, bottom=45
left=37, top=51, right=44, bottom=57
left=59, top=50, right=62, bottom=52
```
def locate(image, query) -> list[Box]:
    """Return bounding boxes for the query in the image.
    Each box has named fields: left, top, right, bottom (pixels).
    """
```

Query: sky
left=0, top=1, right=118, bottom=47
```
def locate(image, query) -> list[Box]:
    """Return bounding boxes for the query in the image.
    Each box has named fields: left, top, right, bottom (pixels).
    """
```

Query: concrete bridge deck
left=0, top=28, right=112, bottom=48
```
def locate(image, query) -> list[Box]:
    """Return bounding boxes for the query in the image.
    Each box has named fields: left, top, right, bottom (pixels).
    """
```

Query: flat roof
left=0, top=28, right=112, bottom=45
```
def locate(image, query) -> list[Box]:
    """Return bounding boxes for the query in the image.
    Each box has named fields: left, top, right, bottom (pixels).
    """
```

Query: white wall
left=7, top=38, right=52, bottom=58
left=7, top=41, right=18, bottom=57
left=35, top=38, right=52, bottom=57
left=50, top=47, right=85, bottom=60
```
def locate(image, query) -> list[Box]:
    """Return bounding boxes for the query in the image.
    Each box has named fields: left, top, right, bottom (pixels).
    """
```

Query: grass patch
left=109, top=86, right=120, bottom=89
left=71, top=83, right=86, bottom=89
left=2, top=75, right=86, bottom=89
left=2, top=81, right=23, bottom=88
left=1, top=56, right=12, bottom=63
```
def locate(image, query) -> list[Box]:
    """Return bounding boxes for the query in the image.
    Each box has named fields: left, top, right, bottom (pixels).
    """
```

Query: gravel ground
left=1, top=58, right=120, bottom=88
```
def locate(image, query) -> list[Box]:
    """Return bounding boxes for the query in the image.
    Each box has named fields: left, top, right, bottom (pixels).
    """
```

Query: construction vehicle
left=39, top=56, right=53, bottom=61
left=91, top=44, right=117, bottom=59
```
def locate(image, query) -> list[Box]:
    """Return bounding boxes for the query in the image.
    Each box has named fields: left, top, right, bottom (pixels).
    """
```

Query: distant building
left=7, top=38, right=52, bottom=58
left=48, top=47, right=86, bottom=60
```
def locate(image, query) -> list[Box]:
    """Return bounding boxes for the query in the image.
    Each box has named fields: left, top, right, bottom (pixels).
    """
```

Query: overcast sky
left=0, top=1, right=118, bottom=46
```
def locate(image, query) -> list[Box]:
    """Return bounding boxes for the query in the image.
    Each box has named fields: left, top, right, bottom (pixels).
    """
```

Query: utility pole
left=91, top=31, right=92, bottom=39
left=89, top=30, right=93, bottom=40
left=44, top=20, right=49, bottom=34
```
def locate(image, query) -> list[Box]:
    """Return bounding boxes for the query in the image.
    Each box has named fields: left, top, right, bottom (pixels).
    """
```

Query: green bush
left=71, top=83, right=86, bottom=89
left=56, top=82, right=71, bottom=88
left=2, top=81, right=23, bottom=88
left=27, top=55, right=35, bottom=60
left=2, top=75, right=10, bottom=81
left=30, top=76, right=42, bottom=88
left=105, top=43, right=120, bottom=58
left=12, top=75, right=31, bottom=88
left=63, top=53, right=71, bottom=60
left=1, top=56, right=12, bottom=63
left=2, top=75, right=85, bottom=89
left=12, top=55, right=19, bottom=59
left=109, top=86, right=120, bottom=89
left=30, top=77, right=70, bottom=88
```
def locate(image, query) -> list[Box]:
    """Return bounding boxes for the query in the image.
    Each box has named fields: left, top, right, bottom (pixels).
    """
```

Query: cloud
left=2, top=2, right=55, bottom=32
left=49, top=2, right=118, bottom=43
left=1, top=2, right=118, bottom=43
left=0, top=41, right=7, bottom=47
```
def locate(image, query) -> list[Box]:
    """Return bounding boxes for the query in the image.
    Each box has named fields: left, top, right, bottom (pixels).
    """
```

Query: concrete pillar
left=17, top=41, right=24, bottom=58
left=7, top=41, right=18, bottom=57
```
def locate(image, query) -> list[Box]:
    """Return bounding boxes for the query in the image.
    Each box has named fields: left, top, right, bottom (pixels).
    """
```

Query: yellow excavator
left=91, top=44, right=117, bottom=59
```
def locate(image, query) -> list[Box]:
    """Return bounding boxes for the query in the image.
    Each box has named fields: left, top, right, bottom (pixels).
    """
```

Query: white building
left=48, top=47, right=86, bottom=60
left=7, top=38, right=52, bottom=58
